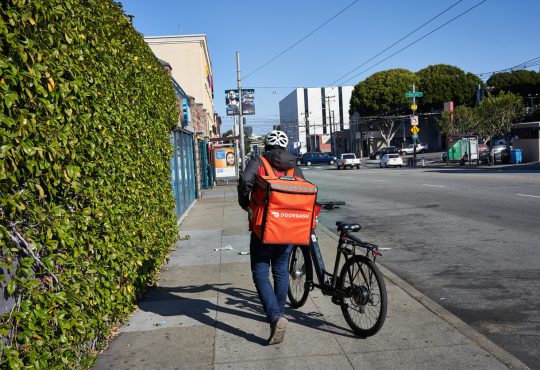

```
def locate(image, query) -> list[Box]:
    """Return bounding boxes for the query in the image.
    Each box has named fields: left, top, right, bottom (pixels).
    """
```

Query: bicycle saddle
left=336, top=221, right=361, bottom=232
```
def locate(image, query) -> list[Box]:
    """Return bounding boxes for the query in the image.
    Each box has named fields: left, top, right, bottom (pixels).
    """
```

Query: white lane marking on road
left=516, top=193, right=540, bottom=199
left=422, top=184, right=446, bottom=188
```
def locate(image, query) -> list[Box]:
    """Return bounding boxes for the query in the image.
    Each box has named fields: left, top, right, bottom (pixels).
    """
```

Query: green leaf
left=7, top=280, right=16, bottom=295
left=0, top=144, right=14, bottom=157
left=35, top=184, right=45, bottom=199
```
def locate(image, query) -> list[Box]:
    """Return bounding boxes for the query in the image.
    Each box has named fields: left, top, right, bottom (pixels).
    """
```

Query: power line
left=243, top=86, right=308, bottom=89
left=265, top=111, right=443, bottom=129
left=339, top=0, right=488, bottom=85
left=243, top=0, right=359, bottom=79
left=329, top=0, right=465, bottom=86
left=476, top=56, right=540, bottom=79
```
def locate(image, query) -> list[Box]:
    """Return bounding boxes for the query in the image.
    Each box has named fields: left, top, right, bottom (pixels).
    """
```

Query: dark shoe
left=267, top=317, right=288, bottom=345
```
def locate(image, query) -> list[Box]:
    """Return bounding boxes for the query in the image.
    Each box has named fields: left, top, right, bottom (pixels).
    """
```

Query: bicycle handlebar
left=316, top=201, right=345, bottom=210
left=316, top=201, right=345, bottom=206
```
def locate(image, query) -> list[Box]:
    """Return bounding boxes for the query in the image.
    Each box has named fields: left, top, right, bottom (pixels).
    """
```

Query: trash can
left=510, top=149, right=522, bottom=164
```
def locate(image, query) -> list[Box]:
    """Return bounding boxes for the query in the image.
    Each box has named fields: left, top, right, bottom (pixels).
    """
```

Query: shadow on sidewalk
left=140, top=283, right=357, bottom=344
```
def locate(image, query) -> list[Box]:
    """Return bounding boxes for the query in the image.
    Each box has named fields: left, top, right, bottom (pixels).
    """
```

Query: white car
left=400, top=143, right=428, bottom=155
left=337, top=153, right=361, bottom=169
left=380, top=153, right=403, bottom=168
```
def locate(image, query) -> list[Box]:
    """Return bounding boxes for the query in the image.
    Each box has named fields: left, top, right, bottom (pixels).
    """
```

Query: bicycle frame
left=307, top=230, right=381, bottom=295
left=289, top=221, right=388, bottom=337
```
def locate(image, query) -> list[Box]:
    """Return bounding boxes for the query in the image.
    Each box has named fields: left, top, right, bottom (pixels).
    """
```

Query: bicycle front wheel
left=287, top=245, right=312, bottom=308
left=338, top=255, right=387, bottom=337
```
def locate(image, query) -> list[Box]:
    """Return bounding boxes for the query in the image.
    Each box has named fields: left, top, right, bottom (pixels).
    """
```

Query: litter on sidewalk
left=214, top=245, right=233, bottom=252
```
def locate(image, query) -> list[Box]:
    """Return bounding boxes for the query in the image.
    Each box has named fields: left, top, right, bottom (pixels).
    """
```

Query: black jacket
left=237, top=149, right=304, bottom=209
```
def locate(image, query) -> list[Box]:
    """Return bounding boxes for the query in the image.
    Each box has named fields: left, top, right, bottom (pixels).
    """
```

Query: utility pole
left=325, top=96, right=335, bottom=154
left=236, top=52, right=245, bottom=171
left=332, top=110, right=336, bottom=154
left=405, top=84, right=422, bottom=167
left=304, top=112, right=311, bottom=153
left=412, top=83, right=417, bottom=166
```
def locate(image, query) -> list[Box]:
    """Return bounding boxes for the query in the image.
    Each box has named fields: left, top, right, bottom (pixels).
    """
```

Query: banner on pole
left=225, top=89, right=255, bottom=116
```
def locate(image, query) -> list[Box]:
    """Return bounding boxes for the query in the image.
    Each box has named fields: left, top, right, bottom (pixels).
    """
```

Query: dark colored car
left=369, top=146, right=399, bottom=160
left=479, top=144, right=509, bottom=165
left=298, top=152, right=337, bottom=166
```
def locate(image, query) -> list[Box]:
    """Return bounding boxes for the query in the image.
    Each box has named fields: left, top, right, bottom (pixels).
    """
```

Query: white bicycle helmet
left=265, top=130, right=289, bottom=148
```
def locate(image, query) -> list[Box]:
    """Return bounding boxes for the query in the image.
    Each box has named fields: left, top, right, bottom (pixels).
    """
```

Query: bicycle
left=287, top=204, right=388, bottom=337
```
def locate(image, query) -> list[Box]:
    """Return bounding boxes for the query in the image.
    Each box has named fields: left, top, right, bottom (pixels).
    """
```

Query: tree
left=223, top=129, right=233, bottom=136
left=477, top=91, right=525, bottom=143
left=417, top=64, right=483, bottom=111
left=437, top=92, right=525, bottom=143
left=244, top=135, right=253, bottom=154
left=350, top=69, right=418, bottom=146
left=486, top=70, right=540, bottom=97
left=437, top=105, right=482, bottom=136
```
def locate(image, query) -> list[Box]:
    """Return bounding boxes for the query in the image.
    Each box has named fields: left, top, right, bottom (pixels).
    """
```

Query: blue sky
left=118, top=0, right=540, bottom=135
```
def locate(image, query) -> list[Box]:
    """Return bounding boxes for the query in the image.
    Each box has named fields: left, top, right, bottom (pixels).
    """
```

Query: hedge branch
left=8, top=225, right=63, bottom=290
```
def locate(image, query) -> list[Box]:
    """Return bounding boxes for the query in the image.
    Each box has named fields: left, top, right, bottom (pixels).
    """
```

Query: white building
left=279, top=86, right=354, bottom=154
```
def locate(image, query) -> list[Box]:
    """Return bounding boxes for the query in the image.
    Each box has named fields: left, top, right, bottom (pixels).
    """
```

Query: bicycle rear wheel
left=287, top=245, right=312, bottom=308
left=338, top=255, right=387, bottom=337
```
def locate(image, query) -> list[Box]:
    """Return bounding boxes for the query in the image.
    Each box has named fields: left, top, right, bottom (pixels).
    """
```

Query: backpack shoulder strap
left=260, top=156, right=296, bottom=177
left=259, top=156, right=275, bottom=177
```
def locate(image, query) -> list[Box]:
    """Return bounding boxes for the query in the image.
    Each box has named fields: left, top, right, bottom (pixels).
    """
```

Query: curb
left=316, top=224, right=531, bottom=370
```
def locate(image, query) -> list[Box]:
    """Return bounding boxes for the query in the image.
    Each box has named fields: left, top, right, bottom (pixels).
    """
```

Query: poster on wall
left=214, top=146, right=237, bottom=179
left=225, top=89, right=255, bottom=116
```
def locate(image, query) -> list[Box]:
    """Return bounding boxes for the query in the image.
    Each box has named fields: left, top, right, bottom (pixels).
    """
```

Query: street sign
left=410, top=115, right=419, bottom=126
left=411, top=104, right=417, bottom=111
left=411, top=126, right=420, bottom=135
left=405, top=91, right=423, bottom=98
left=412, top=134, right=419, bottom=140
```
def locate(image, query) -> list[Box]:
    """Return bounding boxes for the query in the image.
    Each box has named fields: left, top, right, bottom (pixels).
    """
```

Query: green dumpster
left=447, top=140, right=462, bottom=161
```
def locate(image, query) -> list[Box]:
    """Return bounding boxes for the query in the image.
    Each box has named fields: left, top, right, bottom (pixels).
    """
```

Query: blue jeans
left=250, top=233, right=292, bottom=324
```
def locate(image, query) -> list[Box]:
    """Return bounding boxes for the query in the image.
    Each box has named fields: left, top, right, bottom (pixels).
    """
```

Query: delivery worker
left=237, top=130, right=304, bottom=345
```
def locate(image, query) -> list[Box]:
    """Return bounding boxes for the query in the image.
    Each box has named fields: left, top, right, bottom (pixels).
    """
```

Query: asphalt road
left=301, top=162, right=540, bottom=369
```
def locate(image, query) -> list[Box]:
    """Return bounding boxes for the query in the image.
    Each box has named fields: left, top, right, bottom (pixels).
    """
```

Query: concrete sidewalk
left=95, top=185, right=528, bottom=370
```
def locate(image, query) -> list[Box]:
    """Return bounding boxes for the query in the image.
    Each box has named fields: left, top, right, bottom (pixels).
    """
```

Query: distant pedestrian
left=237, top=130, right=304, bottom=345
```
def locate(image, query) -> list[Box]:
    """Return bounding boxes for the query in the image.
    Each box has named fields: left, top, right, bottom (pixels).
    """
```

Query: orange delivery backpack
left=248, top=156, right=318, bottom=245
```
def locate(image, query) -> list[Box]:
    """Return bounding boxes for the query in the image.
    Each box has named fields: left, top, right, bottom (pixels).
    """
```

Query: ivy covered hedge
left=0, top=0, right=178, bottom=368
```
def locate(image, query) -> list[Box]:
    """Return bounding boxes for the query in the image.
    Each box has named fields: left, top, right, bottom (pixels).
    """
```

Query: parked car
left=369, top=146, right=399, bottom=160
left=399, top=143, right=428, bottom=155
left=380, top=153, right=403, bottom=168
left=298, top=152, right=337, bottom=166
left=479, top=144, right=509, bottom=165
left=337, top=153, right=361, bottom=169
